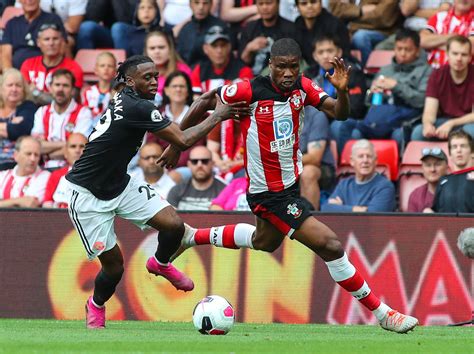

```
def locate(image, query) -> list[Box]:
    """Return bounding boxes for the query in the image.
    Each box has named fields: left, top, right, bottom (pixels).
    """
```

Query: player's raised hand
left=326, top=57, right=351, bottom=92
left=157, top=144, right=181, bottom=168
left=213, top=94, right=251, bottom=121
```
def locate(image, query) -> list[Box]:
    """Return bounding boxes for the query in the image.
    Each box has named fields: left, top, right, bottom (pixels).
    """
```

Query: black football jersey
left=66, top=87, right=171, bottom=200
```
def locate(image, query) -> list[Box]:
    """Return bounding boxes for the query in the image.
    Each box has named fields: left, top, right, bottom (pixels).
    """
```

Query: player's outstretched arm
left=157, top=98, right=250, bottom=155
left=179, top=89, right=219, bottom=130
left=319, top=57, right=351, bottom=121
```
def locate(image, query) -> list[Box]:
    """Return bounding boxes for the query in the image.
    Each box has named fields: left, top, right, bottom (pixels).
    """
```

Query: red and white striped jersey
left=81, top=84, right=111, bottom=118
left=218, top=75, right=328, bottom=194
left=0, top=166, right=50, bottom=202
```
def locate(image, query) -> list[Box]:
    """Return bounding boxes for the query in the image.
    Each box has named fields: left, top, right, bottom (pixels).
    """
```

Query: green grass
left=0, top=319, right=472, bottom=354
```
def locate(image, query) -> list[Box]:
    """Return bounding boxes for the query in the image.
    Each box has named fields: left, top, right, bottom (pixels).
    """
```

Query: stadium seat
left=75, top=49, right=126, bottom=82
left=364, top=50, right=394, bottom=74
left=398, top=173, right=427, bottom=212
left=338, top=139, right=399, bottom=181
left=0, top=6, right=23, bottom=29
left=399, top=141, right=451, bottom=175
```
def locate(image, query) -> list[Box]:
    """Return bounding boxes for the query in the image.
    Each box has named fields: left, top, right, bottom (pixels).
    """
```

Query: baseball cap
left=204, top=25, right=230, bottom=44
left=420, top=147, right=447, bottom=161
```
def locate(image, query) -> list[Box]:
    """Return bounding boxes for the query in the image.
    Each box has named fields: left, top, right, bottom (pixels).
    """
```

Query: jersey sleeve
left=31, top=106, right=46, bottom=137
left=217, top=80, right=252, bottom=104
left=129, top=100, right=172, bottom=132
left=301, top=76, right=329, bottom=108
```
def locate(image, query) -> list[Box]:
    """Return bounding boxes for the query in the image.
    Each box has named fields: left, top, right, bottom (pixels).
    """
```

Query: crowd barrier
left=0, top=210, right=472, bottom=325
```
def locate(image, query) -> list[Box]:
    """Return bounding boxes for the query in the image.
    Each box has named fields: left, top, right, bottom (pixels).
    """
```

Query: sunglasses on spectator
left=38, top=23, right=60, bottom=32
left=422, top=148, right=442, bottom=156
left=189, top=158, right=211, bottom=165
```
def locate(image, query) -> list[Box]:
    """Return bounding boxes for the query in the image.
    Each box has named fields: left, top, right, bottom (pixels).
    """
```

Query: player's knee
left=322, top=232, right=343, bottom=254
left=301, top=165, right=321, bottom=183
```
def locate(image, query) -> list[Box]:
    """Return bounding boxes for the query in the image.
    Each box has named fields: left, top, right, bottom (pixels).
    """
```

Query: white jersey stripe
left=246, top=102, right=267, bottom=194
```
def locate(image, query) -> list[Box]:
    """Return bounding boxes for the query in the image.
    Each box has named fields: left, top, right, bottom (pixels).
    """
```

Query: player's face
left=447, top=41, right=471, bottom=72
left=296, top=0, right=322, bottom=20
left=394, top=38, right=419, bottom=65
left=421, top=157, right=448, bottom=184
left=95, top=56, right=117, bottom=82
left=313, top=40, right=342, bottom=71
left=50, top=75, right=74, bottom=106
left=269, top=56, right=300, bottom=92
left=188, top=148, right=213, bottom=182
left=14, top=139, right=41, bottom=175
left=164, top=75, right=189, bottom=105
left=37, top=29, right=63, bottom=57
left=145, top=35, right=170, bottom=67
left=65, top=134, right=87, bottom=165
left=1, top=74, right=24, bottom=105
left=139, top=144, right=164, bottom=175
left=449, top=137, right=473, bottom=170
left=350, top=147, right=377, bottom=178
left=204, top=39, right=231, bottom=67
left=256, top=0, right=279, bottom=21
left=131, top=62, right=159, bottom=100
left=190, top=0, right=212, bottom=20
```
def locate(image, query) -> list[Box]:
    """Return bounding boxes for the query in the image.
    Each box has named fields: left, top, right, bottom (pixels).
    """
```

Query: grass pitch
left=0, top=319, right=472, bottom=354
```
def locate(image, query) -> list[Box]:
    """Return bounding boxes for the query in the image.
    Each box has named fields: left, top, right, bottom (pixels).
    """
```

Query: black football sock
left=92, top=270, right=123, bottom=306
left=155, top=227, right=184, bottom=264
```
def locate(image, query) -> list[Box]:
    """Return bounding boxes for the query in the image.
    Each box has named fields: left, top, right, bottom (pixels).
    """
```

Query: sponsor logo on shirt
left=271, top=118, right=295, bottom=152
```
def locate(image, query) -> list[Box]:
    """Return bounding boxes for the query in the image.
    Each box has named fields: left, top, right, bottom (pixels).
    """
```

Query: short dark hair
left=447, top=35, right=472, bottom=53
left=115, top=55, right=154, bottom=83
left=51, top=68, right=75, bottom=87
left=395, top=28, right=420, bottom=48
left=448, top=130, right=474, bottom=153
left=295, top=0, right=320, bottom=5
left=270, top=38, right=301, bottom=58
left=312, top=34, right=342, bottom=52
left=162, top=71, right=193, bottom=107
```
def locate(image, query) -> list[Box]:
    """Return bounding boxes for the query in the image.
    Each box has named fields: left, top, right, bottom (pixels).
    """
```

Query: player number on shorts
left=89, top=109, right=112, bottom=141
left=138, top=184, right=156, bottom=200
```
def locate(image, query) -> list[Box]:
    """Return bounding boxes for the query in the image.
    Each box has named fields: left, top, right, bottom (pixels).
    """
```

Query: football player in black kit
left=65, top=55, right=250, bottom=329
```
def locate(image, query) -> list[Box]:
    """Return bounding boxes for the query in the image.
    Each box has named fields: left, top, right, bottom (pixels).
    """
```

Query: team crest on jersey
left=290, top=93, right=303, bottom=111
left=287, top=203, right=302, bottom=219
left=271, top=118, right=295, bottom=153
left=151, top=110, right=163, bottom=122
left=65, top=123, right=75, bottom=132
left=225, top=84, right=238, bottom=97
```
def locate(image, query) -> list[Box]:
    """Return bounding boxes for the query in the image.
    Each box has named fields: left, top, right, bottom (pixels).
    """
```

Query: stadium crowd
left=0, top=0, right=472, bottom=213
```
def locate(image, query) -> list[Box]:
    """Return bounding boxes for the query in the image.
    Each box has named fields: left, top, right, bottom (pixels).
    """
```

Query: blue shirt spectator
left=321, top=139, right=395, bottom=212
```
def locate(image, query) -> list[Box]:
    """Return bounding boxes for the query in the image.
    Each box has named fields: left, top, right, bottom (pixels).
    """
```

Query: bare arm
left=400, top=0, right=419, bottom=17
left=1, top=44, right=13, bottom=70
left=0, top=196, right=40, bottom=208
left=421, top=97, right=439, bottom=138
left=414, top=3, right=451, bottom=19
left=302, top=140, right=326, bottom=167
left=420, top=29, right=454, bottom=50
left=36, top=139, right=66, bottom=155
left=65, top=15, right=84, bottom=34
left=0, top=122, right=7, bottom=138
left=220, top=0, right=258, bottom=22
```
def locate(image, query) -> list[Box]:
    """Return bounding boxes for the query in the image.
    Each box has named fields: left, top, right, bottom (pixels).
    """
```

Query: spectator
left=239, top=0, right=296, bottom=75
left=81, top=52, right=116, bottom=125
left=407, top=147, right=448, bottom=212
left=321, top=139, right=396, bottom=212
left=31, top=69, right=92, bottom=169
left=432, top=130, right=474, bottom=212
left=157, top=0, right=193, bottom=34
left=20, top=22, right=83, bottom=106
left=400, top=0, right=452, bottom=32
left=210, top=176, right=250, bottom=210
left=0, top=68, right=36, bottom=171
left=167, top=146, right=226, bottom=210
left=329, top=0, right=402, bottom=66
left=294, top=0, right=351, bottom=66
left=176, top=0, right=227, bottom=68
left=131, top=142, right=176, bottom=199
left=115, top=0, right=163, bottom=56
left=42, top=132, right=86, bottom=208
left=299, top=106, right=336, bottom=210
left=39, top=0, right=87, bottom=55
left=411, top=35, right=474, bottom=142
left=337, top=29, right=432, bottom=150
left=0, top=135, right=50, bottom=207
left=144, top=31, right=191, bottom=106
left=303, top=34, right=367, bottom=154
left=219, top=0, right=259, bottom=49
left=420, top=0, right=473, bottom=68
left=76, top=0, right=136, bottom=50
left=0, top=0, right=66, bottom=69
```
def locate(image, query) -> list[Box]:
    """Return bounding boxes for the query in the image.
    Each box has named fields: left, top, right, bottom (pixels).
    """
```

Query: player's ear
left=125, top=75, right=134, bottom=87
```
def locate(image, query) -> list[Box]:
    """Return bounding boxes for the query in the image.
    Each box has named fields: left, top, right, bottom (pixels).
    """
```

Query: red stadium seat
left=398, top=173, right=427, bottom=212
left=399, top=141, right=451, bottom=175
left=75, top=49, right=126, bottom=82
left=364, top=50, right=394, bottom=74
left=338, top=139, right=399, bottom=181
left=0, top=6, right=23, bottom=29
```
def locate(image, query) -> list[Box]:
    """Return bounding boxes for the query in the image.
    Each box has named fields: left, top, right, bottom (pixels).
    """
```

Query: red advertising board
left=0, top=210, right=472, bottom=325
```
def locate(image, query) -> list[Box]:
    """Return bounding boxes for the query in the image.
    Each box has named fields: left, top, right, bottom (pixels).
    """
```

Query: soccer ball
left=192, top=295, right=235, bottom=335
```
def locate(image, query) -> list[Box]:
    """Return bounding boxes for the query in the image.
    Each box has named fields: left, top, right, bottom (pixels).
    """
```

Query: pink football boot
left=85, top=296, right=105, bottom=329
left=146, top=256, right=194, bottom=292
